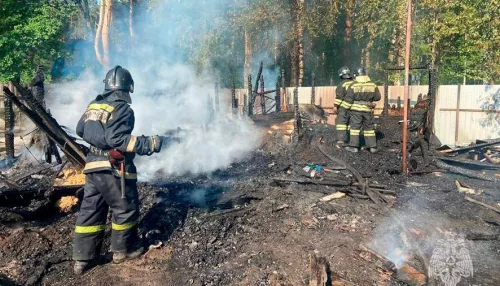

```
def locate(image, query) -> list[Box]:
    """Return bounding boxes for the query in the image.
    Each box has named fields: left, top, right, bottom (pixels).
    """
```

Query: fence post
left=275, top=80, right=281, bottom=112
left=214, top=81, right=219, bottom=113
left=427, top=68, right=438, bottom=135
left=454, top=84, right=462, bottom=145
left=260, top=75, right=266, bottom=114
left=293, top=85, right=300, bottom=142
left=247, top=74, right=253, bottom=116
left=311, top=73, right=316, bottom=105
left=281, top=70, right=287, bottom=112
left=4, top=91, right=15, bottom=165
left=231, top=80, right=238, bottom=116
left=383, top=69, right=389, bottom=115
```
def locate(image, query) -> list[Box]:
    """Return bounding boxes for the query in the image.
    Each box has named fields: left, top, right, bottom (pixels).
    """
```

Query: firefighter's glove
left=149, top=135, right=163, bottom=154
left=135, top=135, right=163, bottom=156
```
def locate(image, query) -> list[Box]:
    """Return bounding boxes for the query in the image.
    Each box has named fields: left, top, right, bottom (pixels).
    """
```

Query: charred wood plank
left=309, top=253, right=330, bottom=286
left=434, top=160, right=497, bottom=181
left=438, top=156, right=500, bottom=170
left=440, top=139, right=500, bottom=154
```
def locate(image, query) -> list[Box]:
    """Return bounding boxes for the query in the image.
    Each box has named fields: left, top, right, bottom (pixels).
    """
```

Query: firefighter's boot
left=73, top=260, right=90, bottom=275
left=113, top=246, right=144, bottom=264
left=345, top=146, right=359, bottom=153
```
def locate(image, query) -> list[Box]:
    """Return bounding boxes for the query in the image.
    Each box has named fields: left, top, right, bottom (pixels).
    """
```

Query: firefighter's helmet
left=355, top=67, right=367, bottom=76
left=338, top=66, right=352, bottom=79
left=104, top=66, right=134, bottom=93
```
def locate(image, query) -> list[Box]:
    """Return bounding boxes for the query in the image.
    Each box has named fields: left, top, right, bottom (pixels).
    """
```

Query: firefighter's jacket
left=334, top=79, right=354, bottom=109
left=345, top=75, right=381, bottom=112
left=76, top=91, right=157, bottom=180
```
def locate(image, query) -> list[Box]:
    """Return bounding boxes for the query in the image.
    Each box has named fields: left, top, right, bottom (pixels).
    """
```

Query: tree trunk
left=129, top=0, right=135, bottom=38
left=274, top=27, right=279, bottom=65
left=343, top=0, right=355, bottom=65
left=244, top=29, right=252, bottom=87
left=82, top=0, right=92, bottom=36
left=94, top=0, right=105, bottom=66
left=364, top=36, right=374, bottom=72
left=290, top=49, right=297, bottom=86
left=101, top=0, right=113, bottom=68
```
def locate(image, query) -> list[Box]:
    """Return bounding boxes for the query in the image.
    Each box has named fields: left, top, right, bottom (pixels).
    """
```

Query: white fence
left=434, top=85, right=500, bottom=146
left=2, top=83, right=498, bottom=147
left=222, top=84, right=500, bottom=146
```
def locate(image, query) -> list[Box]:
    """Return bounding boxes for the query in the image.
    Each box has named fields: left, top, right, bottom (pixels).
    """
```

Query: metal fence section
left=434, top=85, right=500, bottom=146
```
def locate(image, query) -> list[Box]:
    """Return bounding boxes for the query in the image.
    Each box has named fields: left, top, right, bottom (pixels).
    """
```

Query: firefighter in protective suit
left=334, top=66, right=354, bottom=147
left=344, top=67, right=381, bottom=153
left=73, top=66, right=179, bottom=275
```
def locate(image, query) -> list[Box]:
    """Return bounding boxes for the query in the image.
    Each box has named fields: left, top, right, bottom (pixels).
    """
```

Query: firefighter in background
left=334, top=66, right=354, bottom=147
left=344, top=67, right=381, bottom=153
left=73, top=66, right=181, bottom=275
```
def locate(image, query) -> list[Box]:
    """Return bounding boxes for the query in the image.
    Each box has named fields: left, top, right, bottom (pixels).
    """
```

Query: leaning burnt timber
left=3, top=84, right=86, bottom=168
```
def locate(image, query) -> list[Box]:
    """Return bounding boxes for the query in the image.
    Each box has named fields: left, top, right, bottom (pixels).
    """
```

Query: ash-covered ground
left=1, top=116, right=499, bottom=286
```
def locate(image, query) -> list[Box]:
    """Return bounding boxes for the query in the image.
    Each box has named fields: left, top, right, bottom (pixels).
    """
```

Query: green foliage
left=0, top=0, right=76, bottom=83
left=1, top=0, right=497, bottom=85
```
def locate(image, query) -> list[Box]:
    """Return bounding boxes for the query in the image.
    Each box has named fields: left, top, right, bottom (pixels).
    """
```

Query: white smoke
left=46, top=1, right=263, bottom=181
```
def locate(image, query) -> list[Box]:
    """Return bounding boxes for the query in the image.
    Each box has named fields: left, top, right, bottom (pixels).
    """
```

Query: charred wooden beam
left=231, top=80, right=238, bottom=115
left=247, top=75, right=252, bottom=116
left=252, top=61, right=264, bottom=108
left=260, top=75, right=266, bottom=114
left=439, top=139, right=500, bottom=154
left=437, top=156, right=500, bottom=170
left=214, top=81, right=219, bottom=113
left=3, top=86, right=85, bottom=167
left=275, top=80, right=281, bottom=112
left=3, top=92, right=15, bottom=164
left=11, top=80, right=87, bottom=163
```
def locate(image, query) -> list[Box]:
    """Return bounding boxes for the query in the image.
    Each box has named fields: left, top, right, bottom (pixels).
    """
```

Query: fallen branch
left=465, top=196, right=500, bottom=214
left=315, top=141, right=385, bottom=206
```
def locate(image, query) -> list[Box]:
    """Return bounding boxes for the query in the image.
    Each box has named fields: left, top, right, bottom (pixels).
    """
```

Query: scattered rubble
left=1, top=111, right=500, bottom=285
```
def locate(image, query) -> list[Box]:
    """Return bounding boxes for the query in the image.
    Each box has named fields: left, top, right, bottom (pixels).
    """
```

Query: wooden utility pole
left=402, top=0, right=413, bottom=174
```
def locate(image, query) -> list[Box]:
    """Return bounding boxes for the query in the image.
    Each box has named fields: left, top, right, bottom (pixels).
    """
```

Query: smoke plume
left=47, top=0, right=263, bottom=181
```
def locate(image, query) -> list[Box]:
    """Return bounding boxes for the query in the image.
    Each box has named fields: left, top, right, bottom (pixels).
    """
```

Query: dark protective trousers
left=335, top=107, right=350, bottom=142
left=73, top=171, right=139, bottom=261
left=348, top=110, right=377, bottom=148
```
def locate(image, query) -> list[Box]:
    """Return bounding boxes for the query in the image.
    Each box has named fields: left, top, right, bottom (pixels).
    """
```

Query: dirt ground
left=1, top=116, right=500, bottom=286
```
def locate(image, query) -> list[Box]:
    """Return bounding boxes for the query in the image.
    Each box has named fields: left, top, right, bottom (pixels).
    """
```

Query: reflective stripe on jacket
left=345, top=76, right=381, bottom=112
left=76, top=91, right=157, bottom=179
left=335, top=79, right=354, bottom=108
